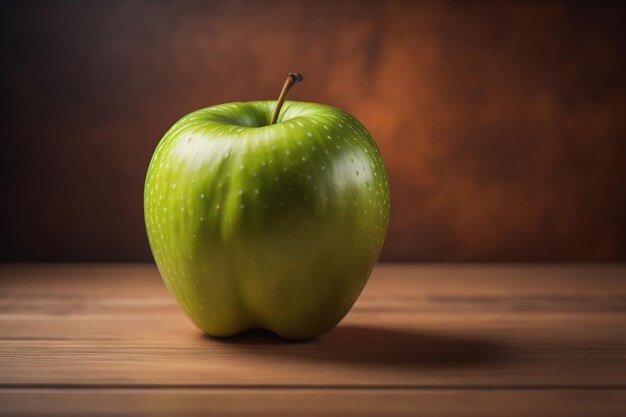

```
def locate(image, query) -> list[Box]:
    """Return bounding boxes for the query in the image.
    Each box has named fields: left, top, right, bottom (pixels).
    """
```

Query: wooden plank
left=2, top=264, right=626, bottom=296
left=1, top=389, right=625, bottom=417
left=0, top=264, right=625, bottom=387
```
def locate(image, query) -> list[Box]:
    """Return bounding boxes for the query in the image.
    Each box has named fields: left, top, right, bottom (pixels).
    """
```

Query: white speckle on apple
left=289, top=123, right=294, bottom=128
left=200, top=194, right=205, bottom=198
left=321, top=166, right=325, bottom=170
left=302, top=157, right=306, bottom=161
left=297, top=121, right=303, bottom=127
left=172, top=183, right=177, bottom=189
left=306, top=132, right=312, bottom=137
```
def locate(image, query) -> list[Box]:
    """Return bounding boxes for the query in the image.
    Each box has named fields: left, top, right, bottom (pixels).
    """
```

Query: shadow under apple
left=204, top=324, right=510, bottom=369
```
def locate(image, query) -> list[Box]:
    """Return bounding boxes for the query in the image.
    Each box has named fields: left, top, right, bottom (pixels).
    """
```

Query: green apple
left=144, top=74, right=390, bottom=339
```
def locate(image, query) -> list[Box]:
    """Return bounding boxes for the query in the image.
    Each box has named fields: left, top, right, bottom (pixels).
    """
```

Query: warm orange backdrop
left=1, top=0, right=625, bottom=261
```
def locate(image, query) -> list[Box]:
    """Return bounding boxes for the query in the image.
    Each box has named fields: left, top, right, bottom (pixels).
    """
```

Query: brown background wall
left=1, top=0, right=625, bottom=262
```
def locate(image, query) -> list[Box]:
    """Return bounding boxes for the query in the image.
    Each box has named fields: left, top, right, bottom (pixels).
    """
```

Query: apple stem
left=270, top=73, right=304, bottom=125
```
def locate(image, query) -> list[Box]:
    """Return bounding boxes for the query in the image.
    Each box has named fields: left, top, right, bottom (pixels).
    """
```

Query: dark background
left=1, top=0, right=625, bottom=262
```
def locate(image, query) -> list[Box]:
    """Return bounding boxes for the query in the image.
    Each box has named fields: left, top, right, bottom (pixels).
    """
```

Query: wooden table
left=1, top=264, right=625, bottom=416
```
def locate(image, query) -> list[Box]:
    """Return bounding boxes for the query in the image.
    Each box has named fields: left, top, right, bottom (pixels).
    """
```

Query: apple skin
left=144, top=100, right=390, bottom=339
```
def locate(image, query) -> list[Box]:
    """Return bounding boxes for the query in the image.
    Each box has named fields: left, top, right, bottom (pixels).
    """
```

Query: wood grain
left=2, top=390, right=625, bottom=417
left=0, top=264, right=625, bottom=416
